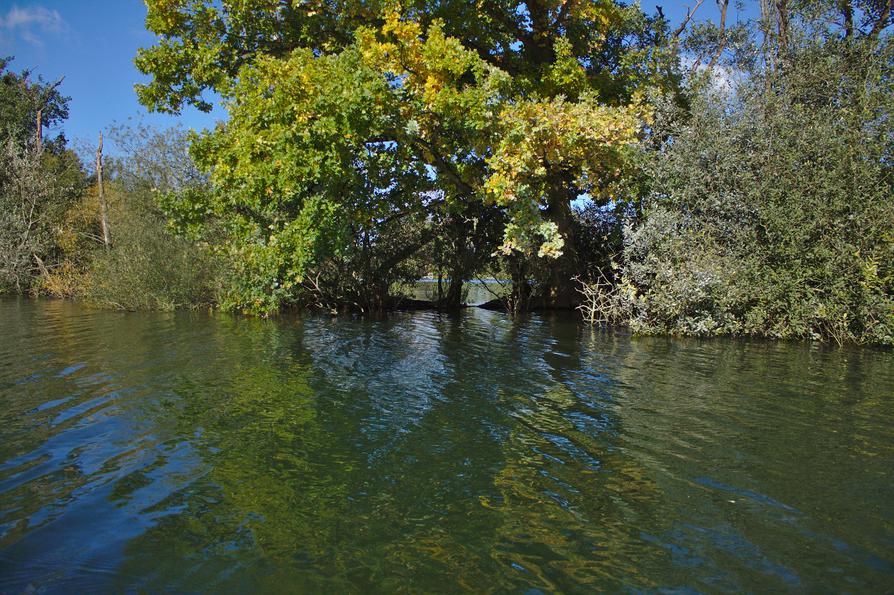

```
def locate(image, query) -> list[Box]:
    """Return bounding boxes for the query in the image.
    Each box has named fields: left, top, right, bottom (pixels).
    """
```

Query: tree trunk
left=509, top=256, right=531, bottom=316
left=96, top=131, right=110, bottom=248
left=444, top=275, right=463, bottom=310
left=840, top=0, right=854, bottom=39
left=775, top=0, right=790, bottom=66
left=542, top=187, right=578, bottom=310
left=706, top=0, right=730, bottom=72
left=440, top=215, right=467, bottom=310
left=760, top=0, right=775, bottom=81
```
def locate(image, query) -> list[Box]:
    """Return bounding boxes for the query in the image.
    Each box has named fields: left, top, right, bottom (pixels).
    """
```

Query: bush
left=622, top=40, right=894, bottom=345
left=76, top=124, right=221, bottom=311
left=0, top=140, right=83, bottom=293
left=83, top=186, right=220, bottom=310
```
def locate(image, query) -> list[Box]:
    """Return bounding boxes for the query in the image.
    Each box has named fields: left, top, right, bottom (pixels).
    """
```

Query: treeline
left=0, top=60, right=218, bottom=309
left=0, top=1, right=892, bottom=345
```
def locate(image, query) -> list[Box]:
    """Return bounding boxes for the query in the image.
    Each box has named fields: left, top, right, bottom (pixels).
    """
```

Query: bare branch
left=673, top=0, right=707, bottom=39
left=96, top=131, right=111, bottom=248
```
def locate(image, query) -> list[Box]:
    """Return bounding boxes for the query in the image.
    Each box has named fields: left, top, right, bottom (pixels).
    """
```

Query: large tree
left=136, top=1, right=672, bottom=313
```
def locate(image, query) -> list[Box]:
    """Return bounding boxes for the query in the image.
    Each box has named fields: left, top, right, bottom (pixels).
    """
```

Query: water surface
left=0, top=299, right=892, bottom=592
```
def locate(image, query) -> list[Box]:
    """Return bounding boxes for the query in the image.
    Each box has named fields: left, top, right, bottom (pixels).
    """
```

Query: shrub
left=0, top=140, right=83, bottom=293
left=622, top=39, right=894, bottom=345
left=83, top=186, right=220, bottom=310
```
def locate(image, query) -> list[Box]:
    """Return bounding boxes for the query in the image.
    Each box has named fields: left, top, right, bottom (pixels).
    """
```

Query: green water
left=0, top=299, right=892, bottom=593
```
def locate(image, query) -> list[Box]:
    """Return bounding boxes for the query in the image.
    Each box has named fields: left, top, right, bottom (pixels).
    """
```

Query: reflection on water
left=0, top=299, right=892, bottom=592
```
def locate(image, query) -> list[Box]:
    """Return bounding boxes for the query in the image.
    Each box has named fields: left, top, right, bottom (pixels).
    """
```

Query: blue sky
left=0, top=0, right=220, bottom=154
left=640, top=1, right=760, bottom=25
left=1, top=1, right=761, bottom=153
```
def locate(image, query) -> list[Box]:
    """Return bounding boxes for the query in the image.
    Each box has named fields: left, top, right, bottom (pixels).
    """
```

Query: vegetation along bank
left=1, top=1, right=891, bottom=345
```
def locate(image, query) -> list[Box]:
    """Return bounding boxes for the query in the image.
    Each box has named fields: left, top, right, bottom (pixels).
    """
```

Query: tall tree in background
left=0, top=57, right=69, bottom=151
left=135, top=1, right=674, bottom=313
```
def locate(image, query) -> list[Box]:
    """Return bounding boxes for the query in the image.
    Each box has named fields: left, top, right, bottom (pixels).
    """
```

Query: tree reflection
left=1, top=303, right=892, bottom=592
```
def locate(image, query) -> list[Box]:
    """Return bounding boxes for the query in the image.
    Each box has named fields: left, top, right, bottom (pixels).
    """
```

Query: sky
left=1, top=0, right=762, bottom=154
left=0, top=0, right=220, bottom=154
left=640, top=1, right=760, bottom=25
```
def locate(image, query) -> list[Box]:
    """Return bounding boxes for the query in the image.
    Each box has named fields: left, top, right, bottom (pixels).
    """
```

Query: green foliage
left=79, top=124, right=221, bottom=311
left=109, top=122, right=208, bottom=194
left=623, top=38, right=894, bottom=345
left=184, top=45, right=430, bottom=313
left=134, top=0, right=382, bottom=113
left=83, top=185, right=220, bottom=311
left=0, top=57, right=69, bottom=149
left=0, top=140, right=84, bottom=294
left=0, top=58, right=81, bottom=295
left=136, top=1, right=674, bottom=313
left=484, top=94, right=647, bottom=257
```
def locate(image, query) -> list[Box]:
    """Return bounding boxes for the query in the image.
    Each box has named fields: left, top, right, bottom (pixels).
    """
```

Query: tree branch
left=411, top=138, right=477, bottom=198
left=673, top=0, right=707, bottom=39
left=869, top=0, right=893, bottom=40
left=706, top=0, right=730, bottom=72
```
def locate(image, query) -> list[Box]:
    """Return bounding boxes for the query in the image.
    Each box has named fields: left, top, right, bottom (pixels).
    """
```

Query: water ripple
left=0, top=300, right=891, bottom=592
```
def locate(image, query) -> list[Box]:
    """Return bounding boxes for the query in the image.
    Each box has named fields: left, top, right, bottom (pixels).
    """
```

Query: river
left=0, top=299, right=892, bottom=592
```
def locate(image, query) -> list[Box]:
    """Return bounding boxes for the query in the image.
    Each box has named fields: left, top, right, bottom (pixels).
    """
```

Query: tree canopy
left=0, top=57, right=69, bottom=149
left=136, top=0, right=673, bottom=313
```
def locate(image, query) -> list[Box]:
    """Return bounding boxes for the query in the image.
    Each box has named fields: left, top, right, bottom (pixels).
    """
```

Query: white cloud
left=680, top=55, right=745, bottom=94
left=0, top=5, right=66, bottom=47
